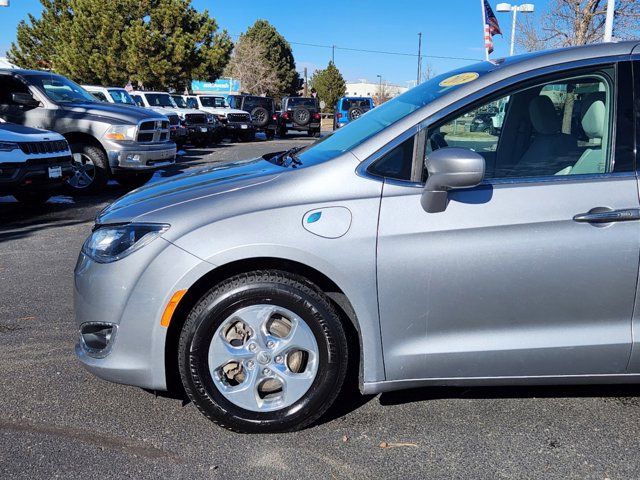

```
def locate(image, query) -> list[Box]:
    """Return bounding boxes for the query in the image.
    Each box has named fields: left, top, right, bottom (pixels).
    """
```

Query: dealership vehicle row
left=0, top=68, right=360, bottom=202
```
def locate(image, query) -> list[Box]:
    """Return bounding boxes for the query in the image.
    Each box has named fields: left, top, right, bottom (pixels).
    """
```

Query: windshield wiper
left=275, top=146, right=303, bottom=167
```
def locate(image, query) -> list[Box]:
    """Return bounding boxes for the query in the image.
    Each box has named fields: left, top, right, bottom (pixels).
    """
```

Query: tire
left=265, top=129, right=276, bottom=140
left=347, top=107, right=364, bottom=121
left=292, top=108, right=311, bottom=126
left=65, top=143, right=109, bottom=195
left=310, top=129, right=321, bottom=138
left=13, top=191, right=52, bottom=205
left=114, top=172, right=153, bottom=189
left=178, top=270, right=348, bottom=433
left=251, top=107, right=270, bottom=128
left=278, top=126, right=288, bottom=138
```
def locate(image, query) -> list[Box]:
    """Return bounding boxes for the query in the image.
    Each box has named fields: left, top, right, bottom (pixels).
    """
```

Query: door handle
left=573, top=208, right=640, bottom=224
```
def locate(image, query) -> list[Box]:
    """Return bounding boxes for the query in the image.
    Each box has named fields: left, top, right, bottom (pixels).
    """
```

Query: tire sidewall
left=65, top=142, right=109, bottom=195
left=180, top=278, right=346, bottom=432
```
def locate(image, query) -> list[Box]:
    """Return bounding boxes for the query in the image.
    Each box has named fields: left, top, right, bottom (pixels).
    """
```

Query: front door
left=377, top=62, right=639, bottom=381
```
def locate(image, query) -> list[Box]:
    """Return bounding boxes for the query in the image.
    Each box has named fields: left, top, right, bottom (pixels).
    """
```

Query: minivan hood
left=97, top=157, right=283, bottom=225
left=60, top=102, right=165, bottom=124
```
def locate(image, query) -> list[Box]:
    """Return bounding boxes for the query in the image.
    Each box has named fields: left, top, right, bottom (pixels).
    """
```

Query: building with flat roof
left=345, top=80, right=408, bottom=99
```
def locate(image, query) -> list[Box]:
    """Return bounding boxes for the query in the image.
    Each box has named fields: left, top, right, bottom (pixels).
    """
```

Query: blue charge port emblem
left=306, top=211, right=322, bottom=223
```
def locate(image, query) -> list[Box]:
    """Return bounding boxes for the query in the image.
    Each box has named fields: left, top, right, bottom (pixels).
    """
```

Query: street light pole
left=377, top=74, right=382, bottom=102
left=497, top=3, right=535, bottom=56
left=604, top=0, right=615, bottom=42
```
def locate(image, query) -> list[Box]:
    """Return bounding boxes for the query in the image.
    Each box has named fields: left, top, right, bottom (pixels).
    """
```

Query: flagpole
left=481, top=0, right=489, bottom=61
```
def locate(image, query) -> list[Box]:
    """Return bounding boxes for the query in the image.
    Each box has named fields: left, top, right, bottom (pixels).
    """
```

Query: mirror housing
left=421, top=147, right=485, bottom=213
left=12, top=92, right=40, bottom=108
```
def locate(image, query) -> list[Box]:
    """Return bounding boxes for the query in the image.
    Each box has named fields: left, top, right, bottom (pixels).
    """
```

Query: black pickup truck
left=277, top=96, right=321, bottom=138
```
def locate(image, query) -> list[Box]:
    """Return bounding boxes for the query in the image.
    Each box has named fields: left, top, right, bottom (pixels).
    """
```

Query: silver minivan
left=74, top=41, right=640, bottom=432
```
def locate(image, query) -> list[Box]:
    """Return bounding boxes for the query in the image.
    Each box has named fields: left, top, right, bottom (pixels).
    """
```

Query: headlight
left=0, top=141, right=19, bottom=151
left=104, top=124, right=137, bottom=141
left=82, top=223, right=169, bottom=263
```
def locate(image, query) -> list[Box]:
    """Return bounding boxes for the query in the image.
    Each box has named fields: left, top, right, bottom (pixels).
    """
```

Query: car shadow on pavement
left=378, top=383, right=640, bottom=406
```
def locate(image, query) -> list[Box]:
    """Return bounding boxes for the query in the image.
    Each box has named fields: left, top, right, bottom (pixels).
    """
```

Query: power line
left=229, top=34, right=481, bottom=62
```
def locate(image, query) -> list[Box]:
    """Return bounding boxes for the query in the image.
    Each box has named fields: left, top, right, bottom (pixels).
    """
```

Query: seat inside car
left=560, top=92, right=607, bottom=175
left=513, top=95, right=576, bottom=176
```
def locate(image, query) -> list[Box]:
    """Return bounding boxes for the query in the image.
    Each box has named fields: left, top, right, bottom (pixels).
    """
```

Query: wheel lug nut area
left=266, top=340, right=275, bottom=348
left=248, top=343, right=257, bottom=352
left=246, top=360, right=255, bottom=369
left=275, top=355, right=283, bottom=364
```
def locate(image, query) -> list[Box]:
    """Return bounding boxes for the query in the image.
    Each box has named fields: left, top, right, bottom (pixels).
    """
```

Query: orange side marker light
left=161, top=289, right=187, bottom=327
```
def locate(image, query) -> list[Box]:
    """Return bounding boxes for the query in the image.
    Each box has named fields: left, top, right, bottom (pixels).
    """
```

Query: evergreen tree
left=242, top=19, right=300, bottom=97
left=309, top=62, right=346, bottom=112
left=8, top=0, right=232, bottom=90
left=8, top=0, right=73, bottom=71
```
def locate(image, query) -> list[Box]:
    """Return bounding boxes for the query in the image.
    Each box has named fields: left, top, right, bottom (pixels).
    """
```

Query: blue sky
left=0, top=0, right=552, bottom=85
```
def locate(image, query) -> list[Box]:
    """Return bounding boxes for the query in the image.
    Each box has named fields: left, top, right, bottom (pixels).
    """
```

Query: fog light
left=126, top=154, right=141, bottom=163
left=79, top=323, right=117, bottom=357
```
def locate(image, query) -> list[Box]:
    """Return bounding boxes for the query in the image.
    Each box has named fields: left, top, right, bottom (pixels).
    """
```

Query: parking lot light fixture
left=496, top=2, right=535, bottom=56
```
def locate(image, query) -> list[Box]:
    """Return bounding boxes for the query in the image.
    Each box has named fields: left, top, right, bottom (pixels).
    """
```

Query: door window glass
left=426, top=68, right=614, bottom=180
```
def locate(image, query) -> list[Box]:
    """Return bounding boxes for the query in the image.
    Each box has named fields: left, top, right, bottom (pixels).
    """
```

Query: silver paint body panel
left=73, top=41, right=640, bottom=393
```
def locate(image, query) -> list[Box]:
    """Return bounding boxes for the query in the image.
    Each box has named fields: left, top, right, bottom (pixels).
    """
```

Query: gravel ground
left=1, top=135, right=640, bottom=479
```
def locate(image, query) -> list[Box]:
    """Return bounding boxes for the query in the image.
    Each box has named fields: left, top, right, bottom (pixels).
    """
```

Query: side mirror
left=12, top=92, right=40, bottom=108
left=421, top=147, right=485, bottom=213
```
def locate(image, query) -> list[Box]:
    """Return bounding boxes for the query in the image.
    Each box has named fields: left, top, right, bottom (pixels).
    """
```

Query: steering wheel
left=429, top=131, right=448, bottom=151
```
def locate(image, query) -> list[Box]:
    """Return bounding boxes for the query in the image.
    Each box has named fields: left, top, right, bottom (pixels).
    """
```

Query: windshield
left=25, top=74, right=97, bottom=103
left=298, top=64, right=493, bottom=163
left=200, top=96, right=227, bottom=108
left=108, top=89, right=136, bottom=105
left=172, top=95, right=188, bottom=108
left=287, top=97, right=317, bottom=108
left=145, top=93, right=176, bottom=108
left=242, top=96, right=273, bottom=111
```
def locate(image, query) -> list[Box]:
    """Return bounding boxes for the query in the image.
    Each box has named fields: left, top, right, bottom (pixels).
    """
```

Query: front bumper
left=224, top=122, right=255, bottom=134
left=184, top=124, right=217, bottom=140
left=74, top=238, right=212, bottom=390
left=105, top=142, right=177, bottom=171
left=0, top=155, right=73, bottom=193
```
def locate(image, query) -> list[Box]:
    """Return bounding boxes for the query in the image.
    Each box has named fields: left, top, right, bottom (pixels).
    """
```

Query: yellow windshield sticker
left=439, top=72, right=479, bottom=87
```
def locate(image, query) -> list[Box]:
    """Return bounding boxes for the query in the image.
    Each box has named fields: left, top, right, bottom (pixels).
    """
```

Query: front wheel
left=65, top=143, right=110, bottom=195
left=178, top=271, right=348, bottom=433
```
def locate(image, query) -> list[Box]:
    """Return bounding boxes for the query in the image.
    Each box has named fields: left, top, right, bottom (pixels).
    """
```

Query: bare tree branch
left=518, top=0, right=640, bottom=52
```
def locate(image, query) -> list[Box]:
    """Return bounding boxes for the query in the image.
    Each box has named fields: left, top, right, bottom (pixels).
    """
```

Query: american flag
left=483, top=0, right=502, bottom=54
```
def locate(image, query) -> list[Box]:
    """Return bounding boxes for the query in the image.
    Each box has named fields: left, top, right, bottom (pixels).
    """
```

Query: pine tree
left=8, top=0, right=233, bottom=90
left=8, top=0, right=73, bottom=71
left=242, top=20, right=300, bottom=97
left=309, top=62, right=346, bottom=113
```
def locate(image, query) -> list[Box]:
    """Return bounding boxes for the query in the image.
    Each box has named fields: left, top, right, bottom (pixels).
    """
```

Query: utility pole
left=377, top=74, right=382, bottom=102
left=304, top=67, right=308, bottom=96
left=332, top=45, right=335, bottom=64
left=604, top=0, right=615, bottom=42
left=416, top=33, right=422, bottom=85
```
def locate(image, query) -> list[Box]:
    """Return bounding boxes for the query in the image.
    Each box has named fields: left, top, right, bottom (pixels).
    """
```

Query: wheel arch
left=63, top=131, right=105, bottom=151
left=164, top=257, right=364, bottom=394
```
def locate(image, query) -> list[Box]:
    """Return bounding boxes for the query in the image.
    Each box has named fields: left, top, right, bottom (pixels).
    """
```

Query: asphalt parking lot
left=2, top=135, right=640, bottom=479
